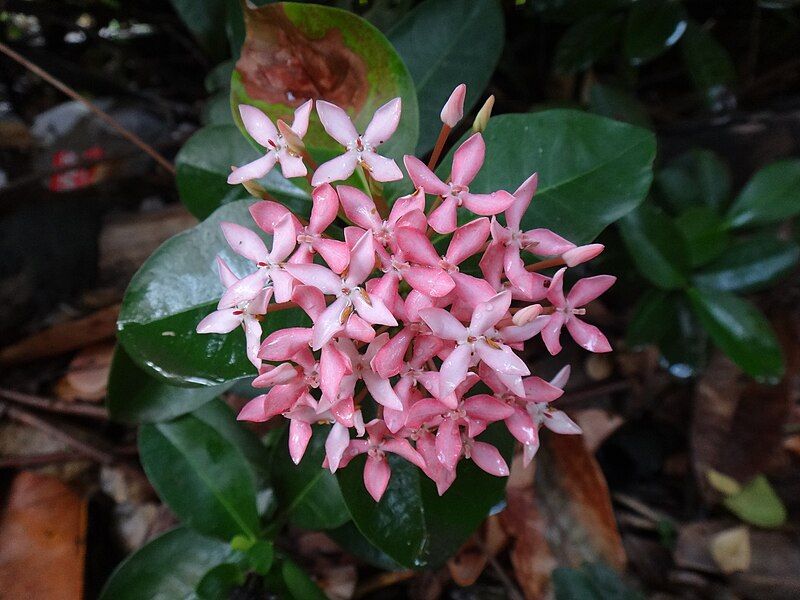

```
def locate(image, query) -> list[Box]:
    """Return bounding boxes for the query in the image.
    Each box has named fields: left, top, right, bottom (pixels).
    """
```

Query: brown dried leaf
left=55, top=342, right=115, bottom=402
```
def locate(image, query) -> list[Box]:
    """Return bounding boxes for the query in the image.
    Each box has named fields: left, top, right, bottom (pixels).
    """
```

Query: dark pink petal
left=565, top=317, right=612, bottom=353
left=252, top=362, right=297, bottom=388
left=311, top=296, right=349, bottom=350
left=197, top=309, right=242, bottom=334
left=505, top=407, right=537, bottom=445
left=383, top=438, right=426, bottom=469
left=439, top=343, right=473, bottom=399
left=461, top=191, right=515, bottom=216
left=451, top=132, right=485, bottom=186
left=450, top=272, right=497, bottom=309
left=404, top=290, right=434, bottom=323
left=313, top=238, right=350, bottom=274
left=524, top=228, right=575, bottom=256
left=427, top=195, right=459, bottom=234
left=320, top=342, right=351, bottom=402
left=505, top=172, right=538, bottom=231
left=311, top=151, right=358, bottom=186
left=479, top=242, right=505, bottom=291
left=288, top=418, right=313, bottom=464
left=309, top=183, right=340, bottom=232
left=567, top=275, right=616, bottom=308
left=470, top=441, right=509, bottom=476
left=344, top=313, right=376, bottom=343
left=337, top=185, right=380, bottom=230
left=227, top=153, right=278, bottom=184
left=316, top=100, right=358, bottom=146
left=221, top=222, right=269, bottom=263
left=464, top=394, right=514, bottom=421
left=436, top=418, right=462, bottom=470
left=258, top=327, right=311, bottom=360
left=346, top=231, right=376, bottom=286
left=403, top=155, right=449, bottom=196
left=371, top=328, right=413, bottom=378
left=521, top=376, right=563, bottom=402
left=406, top=398, right=448, bottom=429
left=291, top=285, right=326, bottom=319
left=446, top=217, right=490, bottom=265
left=249, top=200, right=299, bottom=234
left=546, top=268, right=567, bottom=308
left=540, top=313, right=565, bottom=356
left=364, top=456, right=391, bottom=501
left=394, top=208, right=427, bottom=232
left=563, top=243, right=604, bottom=267
left=388, top=188, right=426, bottom=225
left=396, top=227, right=440, bottom=267
left=363, top=98, right=401, bottom=147
left=403, top=266, right=455, bottom=298
left=239, top=105, right=277, bottom=147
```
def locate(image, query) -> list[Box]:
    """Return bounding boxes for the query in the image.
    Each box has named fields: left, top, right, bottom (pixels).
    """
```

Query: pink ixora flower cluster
left=197, top=85, right=615, bottom=501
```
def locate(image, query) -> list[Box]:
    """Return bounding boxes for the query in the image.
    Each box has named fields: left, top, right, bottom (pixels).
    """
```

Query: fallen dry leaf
left=447, top=516, right=508, bottom=587
left=55, top=342, right=115, bottom=402
left=0, top=471, right=87, bottom=599
left=573, top=408, right=625, bottom=453
left=710, top=526, right=751, bottom=574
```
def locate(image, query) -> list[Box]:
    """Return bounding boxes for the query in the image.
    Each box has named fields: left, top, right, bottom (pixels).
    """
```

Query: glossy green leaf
left=658, top=296, right=708, bottom=378
left=175, top=125, right=309, bottom=220
left=626, top=289, right=675, bottom=347
left=725, top=159, right=800, bottom=228
left=624, top=0, right=687, bottom=65
left=674, top=206, right=730, bottom=268
left=687, top=287, right=784, bottom=380
left=139, top=409, right=261, bottom=540
left=554, top=13, right=624, bottom=74
left=327, top=521, right=404, bottom=571
left=588, top=83, right=653, bottom=129
left=107, top=345, right=226, bottom=424
left=619, top=203, right=690, bottom=289
left=388, top=0, right=504, bottom=154
left=692, top=234, right=800, bottom=293
left=680, top=20, right=736, bottom=93
left=337, top=424, right=513, bottom=569
left=196, top=563, right=245, bottom=600
left=117, top=199, right=310, bottom=387
left=231, top=2, right=418, bottom=164
left=656, top=148, right=732, bottom=212
left=723, top=474, right=787, bottom=528
left=246, top=540, right=275, bottom=575
left=438, top=111, right=656, bottom=245
left=270, top=426, right=350, bottom=530
left=281, top=559, right=327, bottom=600
left=99, top=527, right=232, bottom=600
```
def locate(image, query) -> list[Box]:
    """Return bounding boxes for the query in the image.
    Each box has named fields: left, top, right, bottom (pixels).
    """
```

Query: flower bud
left=563, top=243, right=604, bottom=267
left=440, top=83, right=467, bottom=127
left=512, top=304, right=543, bottom=326
left=472, top=95, right=495, bottom=133
left=277, top=119, right=306, bottom=155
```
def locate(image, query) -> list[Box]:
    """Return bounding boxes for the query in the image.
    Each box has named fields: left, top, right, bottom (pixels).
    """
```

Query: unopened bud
left=440, top=83, right=466, bottom=127
left=277, top=119, right=306, bottom=155
left=563, top=243, right=604, bottom=267
left=472, top=95, right=495, bottom=133
left=512, top=304, right=543, bottom=326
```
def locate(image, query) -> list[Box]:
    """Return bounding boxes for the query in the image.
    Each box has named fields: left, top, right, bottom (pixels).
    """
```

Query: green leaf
left=627, top=289, right=675, bottom=347
left=337, top=424, right=513, bottom=569
left=438, top=111, right=656, bottom=245
left=659, top=296, right=708, bottom=378
left=687, top=287, right=784, bottom=380
left=656, top=148, right=732, bottom=212
left=725, top=159, right=800, bottom=228
left=246, top=540, right=275, bottom=575
left=107, top=345, right=227, bottom=424
left=692, top=234, right=800, bottom=293
left=680, top=20, right=736, bottom=94
left=270, top=426, right=350, bottom=530
left=281, top=559, right=327, bottom=600
left=196, top=563, right=246, bottom=600
left=99, top=527, right=232, bottom=600
left=175, top=125, right=309, bottom=220
left=674, top=206, right=730, bottom=268
left=139, top=409, right=261, bottom=540
left=554, top=13, right=624, bottom=74
left=624, top=0, right=687, bottom=65
left=231, top=2, right=418, bottom=165
left=723, top=474, right=787, bottom=528
left=588, top=83, right=653, bottom=129
left=327, top=521, right=404, bottom=571
left=117, top=199, right=310, bottom=387
left=618, top=203, right=690, bottom=289
left=169, top=0, right=229, bottom=59
left=388, top=0, right=504, bottom=154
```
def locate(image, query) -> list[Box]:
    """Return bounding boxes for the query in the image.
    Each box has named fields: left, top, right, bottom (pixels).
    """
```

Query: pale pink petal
left=521, top=376, right=564, bottom=402
left=283, top=263, right=341, bottom=295
left=316, top=100, right=358, bottom=146
left=309, top=184, right=340, bottom=232
left=292, top=285, right=326, bottom=319
left=320, top=343, right=350, bottom=402
left=345, top=313, right=376, bottom=343
left=269, top=213, right=298, bottom=262
left=363, top=98, right=401, bottom=147
left=325, top=422, right=351, bottom=472
left=330, top=397, right=355, bottom=427
left=337, top=185, right=379, bottom=230
left=237, top=395, right=268, bottom=422
left=249, top=200, right=298, bottom=234
left=312, top=239, right=349, bottom=274
left=498, top=320, right=546, bottom=344
left=478, top=242, right=505, bottom=290
left=540, top=313, right=565, bottom=355
left=550, top=364, right=571, bottom=389
left=239, top=105, right=277, bottom=147
left=506, top=172, right=538, bottom=231
left=440, top=83, right=466, bottom=127
left=439, top=343, right=473, bottom=398
left=363, top=456, right=391, bottom=501
left=311, top=151, right=358, bottom=186
left=370, top=328, right=413, bottom=379
left=524, top=229, right=575, bottom=256
left=363, top=372, right=403, bottom=411
left=563, top=243, right=604, bottom=267
left=217, top=269, right=268, bottom=309
left=403, top=266, right=455, bottom=298
left=362, top=151, right=402, bottom=182
left=547, top=268, right=567, bottom=308
left=196, top=309, right=242, bottom=334
left=543, top=409, right=583, bottom=434
left=221, top=222, right=269, bottom=263
left=248, top=288, right=272, bottom=315
left=394, top=208, right=427, bottom=231
left=244, top=317, right=263, bottom=369
left=269, top=269, right=295, bottom=304
left=476, top=341, right=529, bottom=376
left=436, top=418, right=462, bottom=470
left=497, top=372, right=526, bottom=397
left=276, top=148, right=306, bottom=179
left=258, top=327, right=311, bottom=360
left=567, top=275, right=616, bottom=308
left=290, top=99, right=313, bottom=138
left=351, top=293, right=397, bottom=327
left=446, top=218, right=490, bottom=265
left=451, top=272, right=497, bottom=309
left=404, top=290, right=434, bottom=323
left=451, top=132, right=485, bottom=186
left=383, top=438, right=426, bottom=469
left=565, top=318, right=612, bottom=353
left=523, top=439, right=540, bottom=466
left=312, top=296, right=349, bottom=350
left=403, top=155, right=449, bottom=195
left=346, top=231, right=376, bottom=286
left=461, top=191, right=515, bottom=216
left=470, top=441, right=509, bottom=476
left=388, top=188, right=426, bottom=225
left=418, top=307, right=466, bottom=341
left=252, top=362, right=297, bottom=388
left=463, top=394, right=514, bottom=422
left=215, top=257, right=239, bottom=289
left=395, top=227, right=440, bottom=267
left=427, top=196, right=459, bottom=234
left=227, top=153, right=278, bottom=184
left=506, top=407, right=537, bottom=445
left=288, top=419, right=313, bottom=464
left=469, top=291, right=512, bottom=334
left=406, top=398, right=448, bottom=429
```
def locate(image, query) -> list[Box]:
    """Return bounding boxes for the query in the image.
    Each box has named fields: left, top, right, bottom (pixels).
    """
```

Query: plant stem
left=525, top=257, right=565, bottom=272
left=427, top=123, right=451, bottom=171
